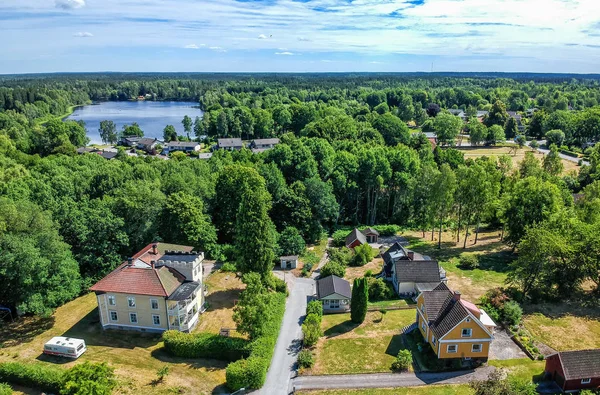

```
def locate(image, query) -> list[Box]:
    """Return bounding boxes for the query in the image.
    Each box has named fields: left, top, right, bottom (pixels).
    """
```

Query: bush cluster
left=162, top=331, right=250, bottom=361
left=367, top=277, right=395, bottom=301
left=0, top=362, right=63, bottom=394
left=302, top=313, right=323, bottom=348
left=458, top=253, right=479, bottom=270
left=220, top=262, right=238, bottom=272
left=60, top=362, right=116, bottom=395
left=479, top=288, right=523, bottom=327
left=225, top=292, right=286, bottom=391
left=391, top=349, right=412, bottom=371
left=350, top=243, right=375, bottom=267
left=321, top=247, right=352, bottom=278
left=0, top=383, right=11, bottom=395
left=297, top=350, right=315, bottom=369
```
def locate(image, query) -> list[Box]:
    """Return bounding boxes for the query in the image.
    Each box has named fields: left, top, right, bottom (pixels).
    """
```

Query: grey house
left=163, top=141, right=201, bottom=155
left=249, top=138, right=280, bottom=150
left=215, top=138, right=244, bottom=151
left=316, top=275, right=352, bottom=313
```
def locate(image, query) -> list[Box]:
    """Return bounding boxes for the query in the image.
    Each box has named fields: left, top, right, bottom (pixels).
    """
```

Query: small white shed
left=280, top=255, right=299, bottom=269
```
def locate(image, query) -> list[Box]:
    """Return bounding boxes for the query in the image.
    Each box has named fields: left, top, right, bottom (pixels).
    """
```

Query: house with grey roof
left=280, top=255, right=298, bottom=270
left=215, top=138, right=243, bottom=151
left=545, top=349, right=600, bottom=392
left=345, top=228, right=368, bottom=249
left=249, top=138, right=280, bottom=150
left=136, top=137, right=161, bottom=153
left=163, top=141, right=201, bottom=155
left=316, top=275, right=352, bottom=313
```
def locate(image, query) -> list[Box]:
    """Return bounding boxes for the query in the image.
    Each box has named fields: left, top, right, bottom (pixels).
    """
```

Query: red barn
left=345, top=228, right=367, bottom=249
left=545, top=349, right=600, bottom=392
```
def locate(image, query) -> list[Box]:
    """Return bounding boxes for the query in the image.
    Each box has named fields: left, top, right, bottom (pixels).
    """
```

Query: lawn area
left=297, top=236, right=330, bottom=276
left=194, top=270, right=245, bottom=336
left=403, top=229, right=512, bottom=301
left=298, top=385, right=474, bottom=395
left=368, top=299, right=411, bottom=309
left=489, top=359, right=545, bottom=382
left=346, top=257, right=384, bottom=282
left=523, top=312, right=600, bottom=351
left=459, top=146, right=579, bottom=175
left=308, top=310, right=416, bottom=375
left=0, top=293, right=228, bottom=395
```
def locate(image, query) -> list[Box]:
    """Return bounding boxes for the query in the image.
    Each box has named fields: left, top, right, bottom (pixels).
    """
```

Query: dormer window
left=461, top=328, right=472, bottom=338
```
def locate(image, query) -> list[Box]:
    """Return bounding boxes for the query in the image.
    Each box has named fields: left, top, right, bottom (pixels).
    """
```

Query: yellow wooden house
left=415, top=283, right=496, bottom=361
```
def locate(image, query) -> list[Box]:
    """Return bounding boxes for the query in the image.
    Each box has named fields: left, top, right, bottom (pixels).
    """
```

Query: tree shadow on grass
left=324, top=320, right=359, bottom=338
left=0, top=315, right=56, bottom=348
left=384, top=334, right=405, bottom=358
left=150, top=347, right=229, bottom=370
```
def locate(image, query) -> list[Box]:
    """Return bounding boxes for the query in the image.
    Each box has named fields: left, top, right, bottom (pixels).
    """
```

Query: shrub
left=332, top=229, right=349, bottom=247
left=351, top=278, right=369, bottom=324
left=328, top=247, right=352, bottom=266
left=545, top=129, right=565, bottom=147
left=364, top=269, right=374, bottom=277
left=163, top=331, right=250, bottom=361
left=278, top=227, right=306, bottom=256
left=372, top=225, right=401, bottom=236
left=297, top=350, right=315, bottom=369
left=0, top=383, right=12, bottom=395
left=0, top=362, right=63, bottom=394
left=155, top=366, right=170, bottom=384
left=304, top=262, right=314, bottom=272
left=502, top=301, right=523, bottom=327
left=350, top=243, right=374, bottom=267
left=529, top=140, right=539, bottom=149
left=60, top=362, right=116, bottom=395
left=391, top=349, right=412, bottom=371
left=306, top=300, right=323, bottom=319
left=302, top=313, right=323, bottom=347
left=301, top=267, right=309, bottom=277
left=458, top=254, right=479, bottom=270
left=320, top=261, right=345, bottom=278
left=221, top=262, right=237, bottom=272
left=367, top=277, right=395, bottom=301
left=265, top=274, right=287, bottom=295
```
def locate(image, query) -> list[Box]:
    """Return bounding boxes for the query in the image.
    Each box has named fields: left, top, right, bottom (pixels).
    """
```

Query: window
left=108, top=295, right=116, bottom=306
left=432, top=336, right=436, bottom=345
left=129, top=313, right=138, bottom=323
left=150, top=299, right=159, bottom=310
left=581, top=378, right=591, bottom=384
left=461, top=328, right=472, bottom=338
left=420, top=304, right=425, bottom=313
left=152, top=315, right=161, bottom=325
left=472, top=344, right=482, bottom=353
left=447, top=345, right=457, bottom=353
left=109, top=311, right=118, bottom=321
left=128, top=297, right=136, bottom=308
left=466, top=318, right=471, bottom=323
left=329, top=300, right=340, bottom=309
left=422, top=321, right=427, bottom=332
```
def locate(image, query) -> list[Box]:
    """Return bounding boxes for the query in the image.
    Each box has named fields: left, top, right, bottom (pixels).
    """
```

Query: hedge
left=560, top=149, right=579, bottom=158
left=0, top=383, right=12, bottom=395
left=162, top=330, right=250, bottom=361
left=0, top=362, right=64, bottom=394
left=225, top=292, right=286, bottom=391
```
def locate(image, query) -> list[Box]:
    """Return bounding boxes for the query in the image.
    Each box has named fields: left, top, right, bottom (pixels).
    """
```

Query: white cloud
left=321, top=59, right=333, bottom=63
left=275, top=51, right=295, bottom=55
left=258, top=34, right=268, bottom=39
left=73, top=32, right=93, bottom=37
left=184, top=43, right=204, bottom=49
left=55, top=0, right=85, bottom=9
left=369, top=61, right=384, bottom=64
left=209, top=46, right=226, bottom=52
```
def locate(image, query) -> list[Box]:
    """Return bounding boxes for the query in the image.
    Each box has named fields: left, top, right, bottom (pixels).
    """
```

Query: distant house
left=416, top=284, right=495, bottom=362
left=280, top=255, right=298, bottom=270
left=316, top=275, right=351, bottom=313
left=136, top=138, right=160, bottom=153
left=383, top=242, right=447, bottom=296
left=362, top=227, right=379, bottom=244
left=198, top=153, right=213, bottom=160
left=90, top=243, right=206, bottom=333
left=98, top=150, right=118, bottom=160
left=119, top=136, right=142, bottom=147
left=507, top=111, right=526, bottom=132
left=448, top=109, right=467, bottom=121
left=215, top=138, right=243, bottom=151
left=249, top=138, right=280, bottom=150
left=345, top=228, right=367, bottom=249
left=163, top=141, right=201, bottom=155
left=476, top=110, right=489, bottom=119
left=76, top=147, right=99, bottom=155
left=545, top=349, right=600, bottom=392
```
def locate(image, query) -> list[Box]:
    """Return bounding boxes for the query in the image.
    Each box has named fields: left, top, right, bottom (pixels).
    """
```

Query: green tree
left=350, top=277, right=368, bottom=324
left=545, top=129, right=565, bottom=147
left=235, top=187, right=276, bottom=277
left=193, top=116, right=203, bottom=138
left=528, top=111, right=547, bottom=140
left=60, top=362, right=116, bottom=395
left=320, top=261, right=345, bottom=278
left=485, top=100, right=509, bottom=127
left=121, top=122, right=144, bottom=137
left=233, top=273, right=271, bottom=339
left=503, top=117, right=519, bottom=139
left=371, top=113, right=410, bottom=146
left=351, top=243, right=374, bottom=267
left=467, top=118, right=487, bottom=146
left=163, top=125, right=177, bottom=142
left=433, top=164, right=457, bottom=248
left=272, top=105, right=292, bottom=133
left=252, top=108, right=274, bottom=139
left=433, top=112, right=463, bottom=146
left=302, top=313, right=323, bottom=347
left=542, top=144, right=564, bottom=176
left=516, top=134, right=527, bottom=148
left=486, top=124, right=505, bottom=145
left=182, top=115, right=192, bottom=139
left=99, top=120, right=117, bottom=144
left=277, top=227, right=306, bottom=256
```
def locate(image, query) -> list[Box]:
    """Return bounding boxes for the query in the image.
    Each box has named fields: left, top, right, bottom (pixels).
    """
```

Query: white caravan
left=43, top=337, right=86, bottom=359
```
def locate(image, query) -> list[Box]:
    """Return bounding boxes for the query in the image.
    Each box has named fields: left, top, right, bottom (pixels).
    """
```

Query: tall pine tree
left=350, top=278, right=368, bottom=323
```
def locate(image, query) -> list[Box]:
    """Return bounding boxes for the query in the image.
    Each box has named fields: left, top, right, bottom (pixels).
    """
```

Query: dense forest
left=1, top=73, right=600, bottom=316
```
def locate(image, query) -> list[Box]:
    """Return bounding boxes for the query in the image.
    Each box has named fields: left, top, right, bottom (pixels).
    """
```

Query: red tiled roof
left=460, top=299, right=481, bottom=319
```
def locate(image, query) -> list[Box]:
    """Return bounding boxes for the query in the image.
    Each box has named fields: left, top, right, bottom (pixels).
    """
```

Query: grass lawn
left=308, top=310, right=415, bottom=375
left=345, top=257, right=384, bottom=282
left=403, top=229, right=512, bottom=301
left=460, top=146, right=579, bottom=175
left=368, top=299, right=411, bottom=309
left=194, top=270, right=245, bottom=336
left=523, top=312, right=600, bottom=351
left=489, top=359, right=545, bottom=382
left=0, top=294, right=229, bottom=394
left=298, top=385, right=474, bottom=395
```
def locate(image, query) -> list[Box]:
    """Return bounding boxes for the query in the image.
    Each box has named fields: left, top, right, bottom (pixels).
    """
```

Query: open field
left=194, top=270, right=245, bottom=336
left=0, top=294, right=229, bottom=394
left=307, top=310, right=415, bottom=375
left=298, top=385, right=474, bottom=395
left=345, top=257, right=384, bottom=282
left=523, top=312, right=600, bottom=351
left=403, top=229, right=512, bottom=301
left=459, top=146, right=579, bottom=174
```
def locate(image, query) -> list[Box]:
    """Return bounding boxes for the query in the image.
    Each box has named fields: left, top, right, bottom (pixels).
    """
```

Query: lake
left=67, top=101, right=203, bottom=145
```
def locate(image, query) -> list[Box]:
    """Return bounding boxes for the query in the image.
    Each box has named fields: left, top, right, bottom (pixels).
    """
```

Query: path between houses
left=291, top=366, right=496, bottom=392
left=252, top=276, right=316, bottom=395
left=311, top=238, right=333, bottom=279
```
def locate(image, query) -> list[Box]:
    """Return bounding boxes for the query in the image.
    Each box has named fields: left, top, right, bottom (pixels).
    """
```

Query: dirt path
left=311, top=238, right=333, bottom=279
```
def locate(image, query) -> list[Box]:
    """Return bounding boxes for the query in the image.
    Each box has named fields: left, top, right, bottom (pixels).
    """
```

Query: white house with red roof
left=90, top=243, right=205, bottom=333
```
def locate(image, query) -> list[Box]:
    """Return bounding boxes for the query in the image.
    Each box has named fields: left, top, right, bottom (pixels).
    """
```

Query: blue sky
left=1, top=0, right=600, bottom=74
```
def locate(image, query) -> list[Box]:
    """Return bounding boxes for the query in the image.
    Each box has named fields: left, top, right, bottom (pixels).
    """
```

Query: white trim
left=152, top=314, right=161, bottom=326
left=581, top=378, right=591, bottom=384
left=440, top=338, right=491, bottom=343
left=109, top=310, right=118, bottom=322
left=439, top=310, right=493, bottom=340
left=150, top=298, right=159, bottom=310
left=461, top=328, right=473, bottom=338
left=471, top=343, right=483, bottom=353
left=447, top=344, right=458, bottom=353
left=101, top=322, right=166, bottom=331
left=129, top=312, right=138, bottom=324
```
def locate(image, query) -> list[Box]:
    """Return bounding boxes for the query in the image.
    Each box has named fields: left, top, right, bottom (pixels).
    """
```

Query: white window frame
left=472, top=344, right=482, bottom=353
left=581, top=378, right=591, bottom=384
left=461, top=328, right=472, bottom=338
left=150, top=299, right=159, bottom=310
left=152, top=314, right=161, bottom=326
left=447, top=344, right=458, bottom=353
left=129, top=312, right=138, bottom=324
left=109, top=311, right=118, bottom=321
left=329, top=300, right=340, bottom=309
left=128, top=297, right=136, bottom=308
left=422, top=321, right=427, bottom=332
left=432, top=336, right=436, bottom=345
left=108, top=295, right=116, bottom=306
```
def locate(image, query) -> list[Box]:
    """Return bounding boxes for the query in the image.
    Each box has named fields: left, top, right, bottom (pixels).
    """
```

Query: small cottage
left=345, top=228, right=367, bottom=249
left=362, top=227, right=379, bottom=244
left=280, top=255, right=298, bottom=270
left=545, top=349, right=600, bottom=392
left=316, top=275, right=351, bottom=313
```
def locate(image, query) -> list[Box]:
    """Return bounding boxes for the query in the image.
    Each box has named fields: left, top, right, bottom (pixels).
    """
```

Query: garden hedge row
left=0, top=362, right=64, bottom=394
left=225, top=292, right=286, bottom=391
left=560, top=149, right=579, bottom=158
left=162, top=330, right=250, bottom=361
left=0, top=382, right=13, bottom=395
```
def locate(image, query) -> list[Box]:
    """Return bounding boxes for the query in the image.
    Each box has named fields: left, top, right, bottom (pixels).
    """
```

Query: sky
left=1, top=0, right=600, bottom=74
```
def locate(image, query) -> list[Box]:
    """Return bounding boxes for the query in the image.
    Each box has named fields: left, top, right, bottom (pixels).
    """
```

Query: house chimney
left=453, top=291, right=461, bottom=301
left=407, top=251, right=415, bottom=260
left=150, top=260, right=156, bottom=269
left=127, top=257, right=133, bottom=266
left=152, top=243, right=158, bottom=255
